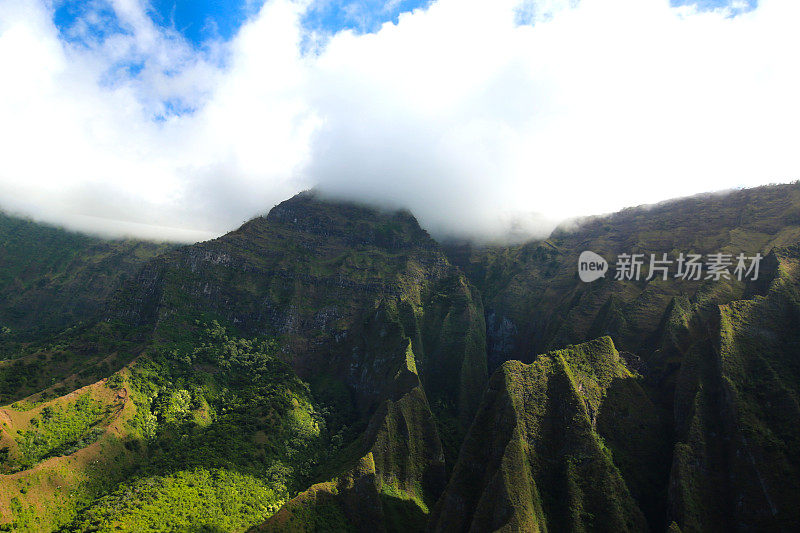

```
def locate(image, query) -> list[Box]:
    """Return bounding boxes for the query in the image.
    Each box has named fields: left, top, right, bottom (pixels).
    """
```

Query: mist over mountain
left=2, top=0, right=799, bottom=242
left=1, top=183, right=799, bottom=531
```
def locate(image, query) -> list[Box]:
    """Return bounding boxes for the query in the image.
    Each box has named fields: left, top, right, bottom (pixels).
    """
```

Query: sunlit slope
left=0, top=374, right=141, bottom=531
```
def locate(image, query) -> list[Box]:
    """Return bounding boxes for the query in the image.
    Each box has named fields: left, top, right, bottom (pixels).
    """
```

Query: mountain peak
left=229, top=190, right=434, bottom=251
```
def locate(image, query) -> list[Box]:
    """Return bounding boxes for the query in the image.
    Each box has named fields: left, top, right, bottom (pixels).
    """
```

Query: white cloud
left=0, top=0, right=798, bottom=242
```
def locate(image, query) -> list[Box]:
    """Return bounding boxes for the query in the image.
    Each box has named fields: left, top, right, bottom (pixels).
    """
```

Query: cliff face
left=117, top=192, right=486, bottom=426
left=665, top=244, right=800, bottom=532
left=111, top=191, right=487, bottom=526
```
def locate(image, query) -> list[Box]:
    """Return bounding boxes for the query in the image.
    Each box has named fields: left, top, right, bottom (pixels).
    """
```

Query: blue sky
left=672, top=0, right=756, bottom=12
left=52, top=0, right=756, bottom=51
left=54, top=0, right=435, bottom=49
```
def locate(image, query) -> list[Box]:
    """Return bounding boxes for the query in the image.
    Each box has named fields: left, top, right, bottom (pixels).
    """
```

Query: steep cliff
left=109, top=192, right=487, bottom=529
left=430, top=337, right=656, bottom=532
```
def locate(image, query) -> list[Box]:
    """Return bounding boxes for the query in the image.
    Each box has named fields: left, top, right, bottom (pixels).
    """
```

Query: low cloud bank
left=0, top=0, right=798, bottom=242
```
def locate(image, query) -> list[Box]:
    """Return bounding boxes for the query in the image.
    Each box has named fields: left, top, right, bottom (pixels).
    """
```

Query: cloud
left=0, top=0, right=798, bottom=242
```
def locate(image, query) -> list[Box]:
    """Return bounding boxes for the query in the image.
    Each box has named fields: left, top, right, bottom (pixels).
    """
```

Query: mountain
left=0, top=192, right=487, bottom=531
left=444, top=183, right=800, bottom=531
left=430, top=337, right=654, bottom=532
left=108, top=191, right=488, bottom=530
left=0, top=211, right=172, bottom=342
left=116, top=191, right=486, bottom=428
left=0, top=183, right=799, bottom=532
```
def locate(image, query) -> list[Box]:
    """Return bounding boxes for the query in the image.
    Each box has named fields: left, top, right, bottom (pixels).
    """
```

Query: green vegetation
left=16, top=394, right=104, bottom=469
left=430, top=339, right=650, bottom=532
left=0, top=321, right=146, bottom=405
left=61, top=321, right=326, bottom=531
left=67, top=468, right=282, bottom=532
left=3, top=185, right=800, bottom=531
left=0, top=211, right=172, bottom=342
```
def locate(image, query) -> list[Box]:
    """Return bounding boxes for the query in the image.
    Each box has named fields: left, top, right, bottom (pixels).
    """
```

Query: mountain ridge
left=1, top=183, right=799, bottom=531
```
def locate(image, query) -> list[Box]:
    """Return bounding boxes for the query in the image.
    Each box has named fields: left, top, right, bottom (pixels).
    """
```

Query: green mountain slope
left=2, top=184, right=800, bottom=532
left=445, top=182, right=800, bottom=531
left=1, top=192, right=487, bottom=531
left=429, top=337, right=653, bottom=532
left=0, top=211, right=172, bottom=342
left=665, top=243, right=800, bottom=532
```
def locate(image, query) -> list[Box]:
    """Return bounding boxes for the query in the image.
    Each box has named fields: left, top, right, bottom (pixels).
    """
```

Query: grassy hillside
left=0, top=377, right=142, bottom=530
left=1, top=322, right=327, bottom=532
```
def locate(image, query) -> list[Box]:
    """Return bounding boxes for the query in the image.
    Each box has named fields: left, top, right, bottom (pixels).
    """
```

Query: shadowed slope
left=430, top=337, right=652, bottom=533
left=0, top=211, right=172, bottom=342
